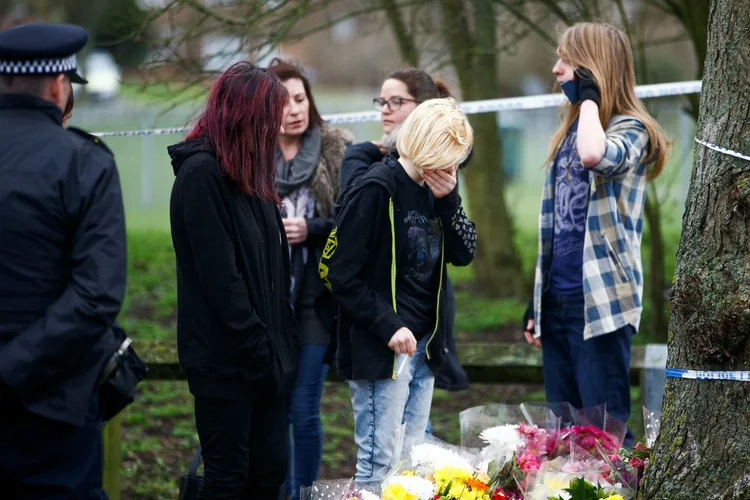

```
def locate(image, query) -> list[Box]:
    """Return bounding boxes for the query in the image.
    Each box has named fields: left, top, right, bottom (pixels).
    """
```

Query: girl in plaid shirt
left=523, top=23, right=670, bottom=446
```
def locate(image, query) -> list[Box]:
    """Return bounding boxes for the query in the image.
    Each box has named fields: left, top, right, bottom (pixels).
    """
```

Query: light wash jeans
left=347, top=336, right=435, bottom=490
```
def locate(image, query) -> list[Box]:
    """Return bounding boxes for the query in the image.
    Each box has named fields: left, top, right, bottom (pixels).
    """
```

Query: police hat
left=0, top=23, right=88, bottom=84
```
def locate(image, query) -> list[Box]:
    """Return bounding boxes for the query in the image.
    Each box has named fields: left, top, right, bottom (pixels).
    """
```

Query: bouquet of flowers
left=459, top=403, right=630, bottom=500
left=597, top=440, right=650, bottom=493
left=382, top=438, right=499, bottom=500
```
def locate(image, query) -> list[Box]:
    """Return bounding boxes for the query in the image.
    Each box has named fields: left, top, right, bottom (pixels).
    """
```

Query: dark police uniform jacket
left=0, top=94, right=127, bottom=426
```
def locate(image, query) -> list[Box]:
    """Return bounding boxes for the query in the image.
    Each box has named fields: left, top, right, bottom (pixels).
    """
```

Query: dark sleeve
left=340, top=142, right=383, bottom=191
left=522, top=297, right=534, bottom=331
left=434, top=189, right=477, bottom=267
left=276, top=208, right=300, bottom=347
left=305, top=216, right=334, bottom=249
left=178, top=162, right=269, bottom=365
left=0, top=148, right=127, bottom=396
left=319, top=186, right=405, bottom=345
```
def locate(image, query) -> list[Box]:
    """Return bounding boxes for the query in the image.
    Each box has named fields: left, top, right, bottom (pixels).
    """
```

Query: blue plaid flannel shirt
left=533, top=115, right=651, bottom=340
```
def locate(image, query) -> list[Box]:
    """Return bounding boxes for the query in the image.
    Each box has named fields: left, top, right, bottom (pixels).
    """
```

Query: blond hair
left=396, top=98, right=473, bottom=173
left=548, top=22, right=671, bottom=180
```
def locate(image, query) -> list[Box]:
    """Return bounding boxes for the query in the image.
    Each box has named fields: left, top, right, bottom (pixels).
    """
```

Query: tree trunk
left=640, top=1, right=750, bottom=498
left=381, top=0, right=420, bottom=67
left=441, top=0, right=525, bottom=297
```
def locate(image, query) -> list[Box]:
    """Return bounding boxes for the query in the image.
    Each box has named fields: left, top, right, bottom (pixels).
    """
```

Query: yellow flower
left=382, top=483, right=418, bottom=500
left=434, top=465, right=473, bottom=490
left=607, top=495, right=624, bottom=500
left=445, top=483, right=491, bottom=500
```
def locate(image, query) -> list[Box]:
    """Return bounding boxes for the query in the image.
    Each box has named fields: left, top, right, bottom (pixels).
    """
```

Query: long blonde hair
left=547, top=23, right=670, bottom=180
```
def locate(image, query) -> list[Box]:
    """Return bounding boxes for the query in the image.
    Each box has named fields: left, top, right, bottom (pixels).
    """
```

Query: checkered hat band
left=0, top=55, right=77, bottom=75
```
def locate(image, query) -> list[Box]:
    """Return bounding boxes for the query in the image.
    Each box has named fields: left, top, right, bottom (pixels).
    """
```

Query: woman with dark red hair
left=168, top=62, right=301, bottom=499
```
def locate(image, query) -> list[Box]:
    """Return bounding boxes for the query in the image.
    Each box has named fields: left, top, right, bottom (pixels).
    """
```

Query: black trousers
left=0, top=392, right=106, bottom=500
left=195, top=395, right=289, bottom=499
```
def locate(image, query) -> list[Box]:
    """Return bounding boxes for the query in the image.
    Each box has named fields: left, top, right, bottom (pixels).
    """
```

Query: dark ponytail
left=434, top=79, right=452, bottom=99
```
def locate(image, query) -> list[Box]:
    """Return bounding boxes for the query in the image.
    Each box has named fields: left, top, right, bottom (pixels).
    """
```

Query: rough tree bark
left=640, top=1, right=750, bottom=498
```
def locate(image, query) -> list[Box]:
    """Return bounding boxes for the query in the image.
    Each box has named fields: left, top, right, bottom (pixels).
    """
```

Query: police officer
left=0, top=23, right=127, bottom=498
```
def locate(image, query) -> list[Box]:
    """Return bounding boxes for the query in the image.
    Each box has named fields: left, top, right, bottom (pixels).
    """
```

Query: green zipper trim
left=389, top=199, right=398, bottom=313
left=424, top=220, right=445, bottom=360
left=389, top=198, right=399, bottom=380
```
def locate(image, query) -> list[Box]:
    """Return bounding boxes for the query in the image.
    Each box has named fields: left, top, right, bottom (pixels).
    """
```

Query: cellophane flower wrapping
left=642, top=406, right=660, bottom=448
left=460, top=404, right=529, bottom=449
left=300, top=480, right=384, bottom=500
left=593, top=441, right=637, bottom=499
left=522, top=452, right=618, bottom=500
left=300, top=479, right=355, bottom=500
left=384, top=434, right=479, bottom=481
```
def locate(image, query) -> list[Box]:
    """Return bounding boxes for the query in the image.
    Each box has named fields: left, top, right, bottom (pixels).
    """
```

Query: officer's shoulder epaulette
left=66, top=126, right=114, bottom=157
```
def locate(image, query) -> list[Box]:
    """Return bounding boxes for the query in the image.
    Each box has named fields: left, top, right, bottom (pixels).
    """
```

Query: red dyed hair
left=187, top=62, right=288, bottom=201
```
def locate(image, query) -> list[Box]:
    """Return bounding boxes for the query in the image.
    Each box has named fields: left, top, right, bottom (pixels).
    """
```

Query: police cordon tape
left=91, top=79, right=702, bottom=138
left=694, top=138, right=750, bottom=162
left=666, top=368, right=750, bottom=382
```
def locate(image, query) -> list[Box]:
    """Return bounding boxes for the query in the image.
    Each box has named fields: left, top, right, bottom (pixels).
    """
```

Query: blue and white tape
left=666, top=368, right=750, bottom=381
left=91, top=79, right=702, bottom=138
left=694, top=138, right=750, bottom=162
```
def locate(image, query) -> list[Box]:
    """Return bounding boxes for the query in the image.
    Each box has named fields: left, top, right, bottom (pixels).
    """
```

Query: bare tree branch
left=533, top=0, right=575, bottom=25
left=493, top=0, right=556, bottom=45
left=381, top=0, right=420, bottom=66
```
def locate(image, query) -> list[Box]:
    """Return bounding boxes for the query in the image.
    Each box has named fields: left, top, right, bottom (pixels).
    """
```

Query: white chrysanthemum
left=410, top=443, right=474, bottom=473
left=356, top=490, right=382, bottom=500
left=479, top=424, right=523, bottom=449
left=478, top=424, right=523, bottom=463
left=383, top=475, right=436, bottom=500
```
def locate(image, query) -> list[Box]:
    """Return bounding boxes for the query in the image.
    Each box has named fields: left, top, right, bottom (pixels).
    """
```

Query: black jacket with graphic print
left=338, top=143, right=472, bottom=390
left=320, top=155, right=477, bottom=381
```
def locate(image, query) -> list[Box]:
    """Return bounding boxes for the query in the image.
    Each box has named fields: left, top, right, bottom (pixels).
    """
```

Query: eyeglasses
left=373, top=96, right=422, bottom=112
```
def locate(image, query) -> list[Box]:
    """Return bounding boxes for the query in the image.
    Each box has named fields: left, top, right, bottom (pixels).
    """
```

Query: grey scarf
left=380, top=124, right=401, bottom=154
left=276, top=126, right=322, bottom=199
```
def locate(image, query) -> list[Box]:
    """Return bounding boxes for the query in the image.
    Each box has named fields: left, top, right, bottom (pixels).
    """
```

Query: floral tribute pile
left=300, top=403, right=658, bottom=500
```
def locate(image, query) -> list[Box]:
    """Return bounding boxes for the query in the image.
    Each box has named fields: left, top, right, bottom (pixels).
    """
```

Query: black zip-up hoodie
left=320, top=155, right=477, bottom=381
left=168, top=139, right=300, bottom=400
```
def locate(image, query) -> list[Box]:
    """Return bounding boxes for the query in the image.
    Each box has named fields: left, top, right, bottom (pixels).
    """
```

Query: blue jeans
left=541, top=292, right=635, bottom=447
left=286, top=344, right=329, bottom=500
left=348, top=336, right=435, bottom=489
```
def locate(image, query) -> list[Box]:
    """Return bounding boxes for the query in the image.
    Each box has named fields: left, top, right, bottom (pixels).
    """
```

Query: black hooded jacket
left=168, top=139, right=300, bottom=400
left=321, top=155, right=476, bottom=381
left=338, top=142, right=473, bottom=390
